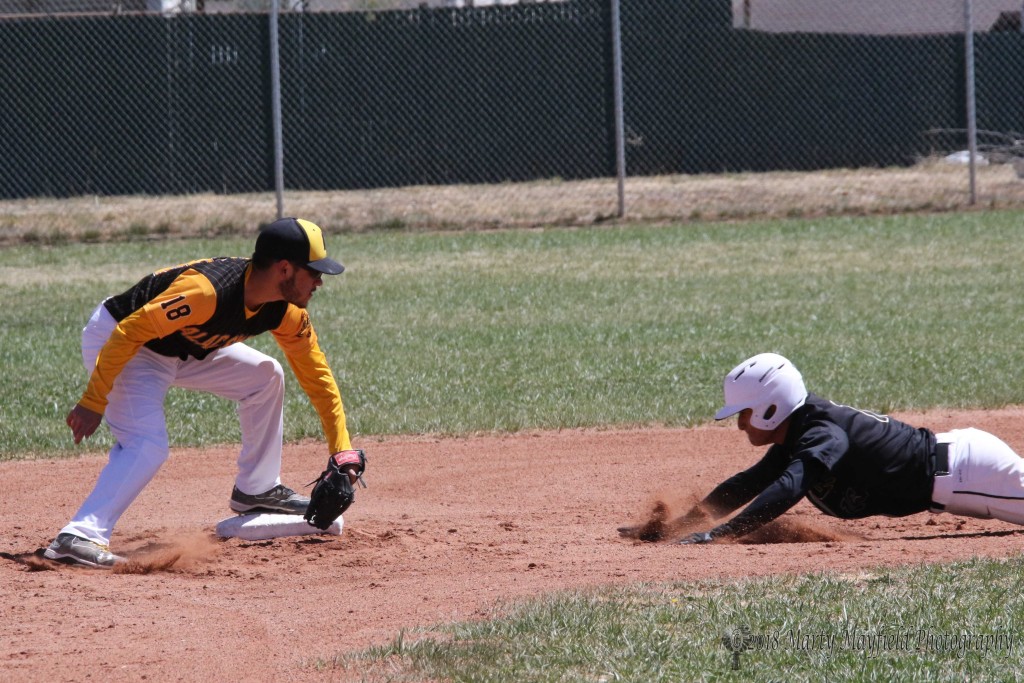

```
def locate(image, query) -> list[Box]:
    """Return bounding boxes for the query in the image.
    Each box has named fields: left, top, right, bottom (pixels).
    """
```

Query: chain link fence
left=2, top=0, right=1024, bottom=242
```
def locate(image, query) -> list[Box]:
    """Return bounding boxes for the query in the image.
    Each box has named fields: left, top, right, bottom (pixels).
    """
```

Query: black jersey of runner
left=766, top=393, right=937, bottom=518
left=103, top=257, right=289, bottom=361
left=702, top=394, right=940, bottom=539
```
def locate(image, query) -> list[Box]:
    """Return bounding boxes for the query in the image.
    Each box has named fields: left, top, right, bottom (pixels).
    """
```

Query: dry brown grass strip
left=2, top=159, right=1022, bottom=246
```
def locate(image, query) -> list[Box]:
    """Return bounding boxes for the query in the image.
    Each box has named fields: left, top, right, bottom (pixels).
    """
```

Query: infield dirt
left=3, top=408, right=1024, bottom=681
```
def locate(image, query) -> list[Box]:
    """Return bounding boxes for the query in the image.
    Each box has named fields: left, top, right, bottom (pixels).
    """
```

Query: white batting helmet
left=714, top=353, right=807, bottom=430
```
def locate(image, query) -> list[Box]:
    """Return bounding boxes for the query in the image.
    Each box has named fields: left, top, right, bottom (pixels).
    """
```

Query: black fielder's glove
left=304, top=449, right=367, bottom=530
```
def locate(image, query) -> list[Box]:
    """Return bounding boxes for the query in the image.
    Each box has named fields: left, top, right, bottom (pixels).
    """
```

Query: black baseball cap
left=254, top=217, right=345, bottom=275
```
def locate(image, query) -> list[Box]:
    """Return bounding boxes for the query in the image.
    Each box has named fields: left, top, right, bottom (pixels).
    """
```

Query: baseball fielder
left=621, top=352, right=1024, bottom=544
left=45, top=217, right=358, bottom=568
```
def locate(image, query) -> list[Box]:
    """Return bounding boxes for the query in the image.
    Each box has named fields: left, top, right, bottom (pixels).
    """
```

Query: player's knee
left=112, top=433, right=171, bottom=471
left=237, top=355, right=285, bottom=405
left=258, top=357, right=285, bottom=393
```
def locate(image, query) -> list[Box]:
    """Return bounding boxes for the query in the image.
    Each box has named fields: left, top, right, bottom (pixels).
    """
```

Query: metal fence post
left=611, top=0, right=625, bottom=218
left=270, top=0, right=285, bottom=218
left=964, top=0, right=977, bottom=206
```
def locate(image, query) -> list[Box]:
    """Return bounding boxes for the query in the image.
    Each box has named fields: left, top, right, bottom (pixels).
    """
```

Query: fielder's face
left=736, top=409, right=777, bottom=447
left=281, top=263, right=323, bottom=309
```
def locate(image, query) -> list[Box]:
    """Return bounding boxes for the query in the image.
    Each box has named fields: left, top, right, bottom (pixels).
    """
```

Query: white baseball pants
left=931, top=428, right=1024, bottom=524
left=61, top=302, right=286, bottom=546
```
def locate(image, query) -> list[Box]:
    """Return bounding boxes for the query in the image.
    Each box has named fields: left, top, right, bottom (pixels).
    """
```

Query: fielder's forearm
left=79, top=316, right=156, bottom=413
left=273, top=318, right=352, bottom=454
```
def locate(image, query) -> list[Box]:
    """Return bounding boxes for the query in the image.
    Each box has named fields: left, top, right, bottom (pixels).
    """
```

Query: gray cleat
left=44, top=533, right=125, bottom=569
left=229, top=484, right=310, bottom=515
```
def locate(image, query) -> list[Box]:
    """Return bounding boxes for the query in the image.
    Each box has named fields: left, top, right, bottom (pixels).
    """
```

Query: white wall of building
left=733, top=0, right=1023, bottom=34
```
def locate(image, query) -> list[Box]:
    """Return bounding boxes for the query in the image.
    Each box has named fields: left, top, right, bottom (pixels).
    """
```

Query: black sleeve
left=710, top=457, right=822, bottom=539
left=701, top=447, right=789, bottom=518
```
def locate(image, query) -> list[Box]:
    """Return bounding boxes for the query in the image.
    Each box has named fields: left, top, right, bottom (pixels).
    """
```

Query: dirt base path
left=4, top=408, right=1024, bottom=682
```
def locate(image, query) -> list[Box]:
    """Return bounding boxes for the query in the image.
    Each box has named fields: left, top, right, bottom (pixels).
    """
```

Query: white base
left=215, top=512, right=343, bottom=540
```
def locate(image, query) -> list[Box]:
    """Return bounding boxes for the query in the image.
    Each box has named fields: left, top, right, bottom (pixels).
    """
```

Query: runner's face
left=736, top=409, right=777, bottom=446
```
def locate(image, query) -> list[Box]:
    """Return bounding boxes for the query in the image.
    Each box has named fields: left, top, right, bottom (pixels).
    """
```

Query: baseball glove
left=304, top=449, right=367, bottom=530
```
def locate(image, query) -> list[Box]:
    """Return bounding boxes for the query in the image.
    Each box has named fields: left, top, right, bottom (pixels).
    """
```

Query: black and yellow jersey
left=80, top=257, right=352, bottom=453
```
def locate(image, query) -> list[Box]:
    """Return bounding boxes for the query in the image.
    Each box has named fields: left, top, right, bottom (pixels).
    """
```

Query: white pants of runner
left=931, top=429, right=1024, bottom=524
left=61, top=302, right=286, bottom=546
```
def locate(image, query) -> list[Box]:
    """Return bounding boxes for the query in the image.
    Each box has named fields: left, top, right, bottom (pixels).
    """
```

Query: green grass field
left=3, top=210, right=1024, bottom=457
left=323, top=556, right=1024, bottom=681
left=3, top=210, right=1024, bottom=680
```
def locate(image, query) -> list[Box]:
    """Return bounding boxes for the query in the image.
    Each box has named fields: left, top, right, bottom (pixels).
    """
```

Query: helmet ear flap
left=761, top=404, right=777, bottom=422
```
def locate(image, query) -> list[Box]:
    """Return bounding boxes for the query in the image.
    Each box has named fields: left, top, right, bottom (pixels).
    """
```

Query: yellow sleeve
left=78, top=273, right=216, bottom=414
left=272, top=306, right=352, bottom=453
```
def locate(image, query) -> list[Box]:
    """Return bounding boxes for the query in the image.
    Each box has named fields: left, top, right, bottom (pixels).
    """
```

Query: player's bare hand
left=66, top=404, right=102, bottom=444
left=678, top=531, right=715, bottom=545
left=342, top=465, right=359, bottom=485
